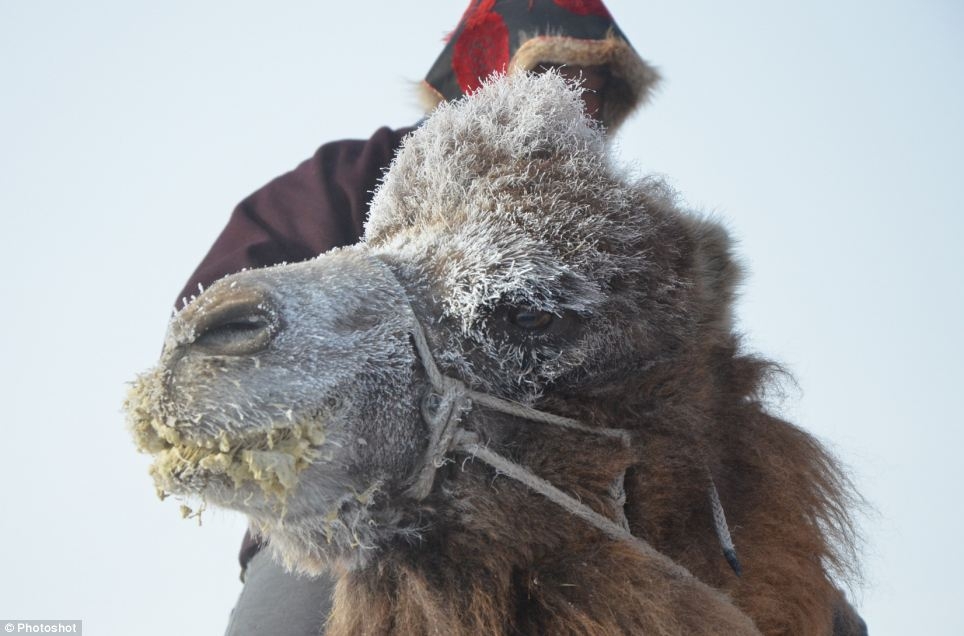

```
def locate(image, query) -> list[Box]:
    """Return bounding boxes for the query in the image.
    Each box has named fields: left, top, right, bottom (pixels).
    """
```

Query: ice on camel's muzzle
left=125, top=246, right=424, bottom=508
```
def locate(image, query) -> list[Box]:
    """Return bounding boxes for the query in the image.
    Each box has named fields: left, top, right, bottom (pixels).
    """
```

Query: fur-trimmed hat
left=421, top=0, right=660, bottom=131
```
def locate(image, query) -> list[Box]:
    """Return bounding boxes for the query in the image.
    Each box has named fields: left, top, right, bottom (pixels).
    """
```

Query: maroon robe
left=177, top=125, right=414, bottom=306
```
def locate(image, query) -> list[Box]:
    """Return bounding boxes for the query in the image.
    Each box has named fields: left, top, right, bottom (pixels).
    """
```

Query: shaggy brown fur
left=325, top=429, right=759, bottom=635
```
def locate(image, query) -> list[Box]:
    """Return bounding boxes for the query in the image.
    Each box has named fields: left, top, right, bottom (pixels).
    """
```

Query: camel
left=127, top=71, right=864, bottom=635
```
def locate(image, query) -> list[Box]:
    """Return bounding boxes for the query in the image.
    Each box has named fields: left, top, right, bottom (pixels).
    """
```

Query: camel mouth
left=125, top=371, right=327, bottom=503
left=142, top=422, right=327, bottom=502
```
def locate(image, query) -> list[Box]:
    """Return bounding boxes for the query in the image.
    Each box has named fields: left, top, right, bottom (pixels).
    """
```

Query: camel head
left=126, top=71, right=741, bottom=576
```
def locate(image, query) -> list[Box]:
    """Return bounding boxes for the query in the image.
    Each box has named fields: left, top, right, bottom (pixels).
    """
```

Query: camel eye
left=511, top=309, right=554, bottom=330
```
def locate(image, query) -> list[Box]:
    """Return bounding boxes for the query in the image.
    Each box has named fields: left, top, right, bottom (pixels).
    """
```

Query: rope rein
left=708, top=473, right=742, bottom=576
left=375, top=256, right=741, bottom=576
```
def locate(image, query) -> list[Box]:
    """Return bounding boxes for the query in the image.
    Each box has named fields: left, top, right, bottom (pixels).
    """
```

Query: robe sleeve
left=174, top=125, right=414, bottom=307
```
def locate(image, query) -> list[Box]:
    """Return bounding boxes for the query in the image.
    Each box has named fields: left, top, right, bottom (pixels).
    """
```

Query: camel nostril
left=188, top=291, right=278, bottom=356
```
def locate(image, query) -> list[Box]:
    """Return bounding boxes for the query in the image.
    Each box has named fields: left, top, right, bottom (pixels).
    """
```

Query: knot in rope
left=405, top=375, right=471, bottom=500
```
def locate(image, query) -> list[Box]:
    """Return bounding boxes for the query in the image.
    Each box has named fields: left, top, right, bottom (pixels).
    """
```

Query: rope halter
left=368, top=253, right=742, bottom=576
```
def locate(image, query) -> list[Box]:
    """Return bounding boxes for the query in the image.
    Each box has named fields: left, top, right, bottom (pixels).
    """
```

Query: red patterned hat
left=421, top=0, right=659, bottom=131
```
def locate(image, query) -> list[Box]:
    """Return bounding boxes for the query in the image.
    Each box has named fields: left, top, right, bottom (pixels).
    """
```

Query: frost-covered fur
left=129, top=72, right=863, bottom=635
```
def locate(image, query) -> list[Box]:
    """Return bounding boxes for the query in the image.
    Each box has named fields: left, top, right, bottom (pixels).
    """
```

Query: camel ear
left=686, top=217, right=743, bottom=333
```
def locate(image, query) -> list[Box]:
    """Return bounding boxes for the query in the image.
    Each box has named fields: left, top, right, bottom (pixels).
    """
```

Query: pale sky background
left=1, top=1, right=961, bottom=634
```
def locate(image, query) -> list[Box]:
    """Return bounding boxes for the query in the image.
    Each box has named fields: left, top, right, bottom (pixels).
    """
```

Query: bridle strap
left=372, top=254, right=742, bottom=576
